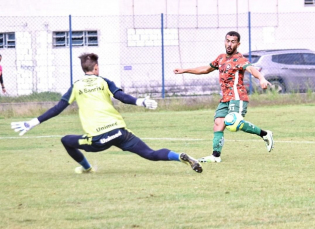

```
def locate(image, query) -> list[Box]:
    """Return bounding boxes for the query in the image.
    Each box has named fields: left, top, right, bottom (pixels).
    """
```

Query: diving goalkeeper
left=11, top=53, right=202, bottom=174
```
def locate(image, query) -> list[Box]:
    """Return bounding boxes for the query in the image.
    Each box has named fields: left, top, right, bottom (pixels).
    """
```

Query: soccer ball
left=224, top=112, right=244, bottom=132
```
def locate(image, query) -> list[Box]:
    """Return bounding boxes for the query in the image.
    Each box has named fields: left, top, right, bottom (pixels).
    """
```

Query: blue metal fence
left=1, top=12, right=315, bottom=100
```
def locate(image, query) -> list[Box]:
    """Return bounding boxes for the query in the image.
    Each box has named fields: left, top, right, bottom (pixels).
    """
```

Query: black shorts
left=77, top=128, right=140, bottom=152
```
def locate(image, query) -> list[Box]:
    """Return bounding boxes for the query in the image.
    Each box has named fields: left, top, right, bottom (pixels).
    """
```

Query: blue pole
left=69, top=15, right=73, bottom=86
left=161, top=13, right=165, bottom=98
left=248, top=11, right=252, bottom=94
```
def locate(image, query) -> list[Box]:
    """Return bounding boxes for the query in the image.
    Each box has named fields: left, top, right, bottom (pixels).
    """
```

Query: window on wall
left=305, top=0, right=315, bottom=6
left=53, top=31, right=98, bottom=47
left=0, top=32, right=16, bottom=48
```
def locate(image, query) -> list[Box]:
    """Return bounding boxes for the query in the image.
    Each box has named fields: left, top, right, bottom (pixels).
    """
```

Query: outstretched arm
left=37, top=99, right=69, bottom=123
left=113, top=90, right=137, bottom=104
left=245, top=66, right=271, bottom=89
left=113, top=90, right=157, bottom=110
left=173, top=65, right=215, bottom=75
left=11, top=100, right=69, bottom=136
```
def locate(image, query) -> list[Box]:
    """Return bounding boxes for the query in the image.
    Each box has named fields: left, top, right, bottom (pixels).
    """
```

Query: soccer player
left=173, top=31, right=274, bottom=163
left=11, top=53, right=202, bottom=173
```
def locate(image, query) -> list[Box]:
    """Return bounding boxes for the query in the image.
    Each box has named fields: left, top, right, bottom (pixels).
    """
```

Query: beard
left=226, top=46, right=235, bottom=55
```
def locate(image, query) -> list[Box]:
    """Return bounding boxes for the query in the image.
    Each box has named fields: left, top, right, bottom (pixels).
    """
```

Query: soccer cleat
left=180, top=153, right=203, bottom=173
left=198, top=155, right=221, bottom=163
left=75, top=166, right=95, bottom=174
left=263, top=130, right=274, bottom=152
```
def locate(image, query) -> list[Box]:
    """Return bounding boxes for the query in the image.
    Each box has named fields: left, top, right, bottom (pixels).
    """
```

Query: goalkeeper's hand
left=11, top=118, right=40, bottom=136
left=136, top=96, right=158, bottom=110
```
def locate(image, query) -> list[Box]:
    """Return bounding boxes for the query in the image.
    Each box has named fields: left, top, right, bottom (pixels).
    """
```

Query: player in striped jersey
left=173, top=31, right=274, bottom=163
left=11, top=53, right=202, bottom=173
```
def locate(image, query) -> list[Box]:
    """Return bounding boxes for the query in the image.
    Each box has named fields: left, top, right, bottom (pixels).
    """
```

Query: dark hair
left=78, top=53, right=98, bottom=72
left=226, top=31, right=240, bottom=42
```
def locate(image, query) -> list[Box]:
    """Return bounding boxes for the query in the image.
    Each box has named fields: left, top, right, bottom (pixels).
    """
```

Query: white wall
left=120, top=0, right=315, bottom=15
left=1, top=0, right=314, bottom=96
left=1, top=0, right=314, bottom=17
left=0, top=0, right=122, bottom=95
left=0, top=0, right=120, bottom=16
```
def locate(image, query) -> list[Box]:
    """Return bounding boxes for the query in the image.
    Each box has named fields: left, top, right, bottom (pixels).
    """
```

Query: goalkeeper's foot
left=180, top=153, right=203, bottom=173
left=75, top=166, right=95, bottom=174
left=198, top=155, right=221, bottom=163
left=263, top=130, right=274, bottom=152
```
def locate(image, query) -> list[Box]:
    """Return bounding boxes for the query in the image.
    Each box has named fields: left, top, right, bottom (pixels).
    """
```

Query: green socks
left=213, top=131, right=224, bottom=152
left=240, top=121, right=261, bottom=135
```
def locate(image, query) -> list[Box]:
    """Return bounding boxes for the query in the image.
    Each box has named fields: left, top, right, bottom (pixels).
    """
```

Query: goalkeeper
left=11, top=53, right=202, bottom=174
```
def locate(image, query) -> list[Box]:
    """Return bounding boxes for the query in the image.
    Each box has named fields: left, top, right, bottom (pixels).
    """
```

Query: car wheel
left=268, top=80, right=286, bottom=93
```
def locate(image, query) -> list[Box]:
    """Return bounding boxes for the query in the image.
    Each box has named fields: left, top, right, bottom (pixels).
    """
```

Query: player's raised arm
left=245, top=65, right=271, bottom=89
left=113, top=90, right=157, bottom=110
left=173, top=65, right=215, bottom=75
left=103, top=77, right=157, bottom=110
left=11, top=99, right=69, bottom=136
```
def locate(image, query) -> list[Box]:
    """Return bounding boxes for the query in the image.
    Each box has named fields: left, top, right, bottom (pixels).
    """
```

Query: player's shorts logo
left=100, top=130, right=122, bottom=144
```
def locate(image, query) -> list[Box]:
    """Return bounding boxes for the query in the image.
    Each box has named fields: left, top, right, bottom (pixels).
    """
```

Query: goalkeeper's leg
left=61, top=135, right=94, bottom=173
left=124, top=138, right=202, bottom=173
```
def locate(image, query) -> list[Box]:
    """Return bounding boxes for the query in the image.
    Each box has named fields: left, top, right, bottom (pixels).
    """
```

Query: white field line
left=0, top=135, right=315, bottom=144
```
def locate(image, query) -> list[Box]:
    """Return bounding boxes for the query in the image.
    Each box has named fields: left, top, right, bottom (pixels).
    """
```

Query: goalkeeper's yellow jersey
left=62, top=74, right=126, bottom=137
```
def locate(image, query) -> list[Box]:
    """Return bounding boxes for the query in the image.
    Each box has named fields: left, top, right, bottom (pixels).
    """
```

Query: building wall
left=120, top=0, right=315, bottom=15
left=1, top=0, right=314, bottom=16
left=0, top=0, right=314, bottom=96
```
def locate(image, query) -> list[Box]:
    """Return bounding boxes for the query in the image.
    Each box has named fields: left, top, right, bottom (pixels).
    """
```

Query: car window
left=272, top=53, right=304, bottom=65
left=243, top=55, right=260, bottom=63
left=302, top=53, right=315, bottom=65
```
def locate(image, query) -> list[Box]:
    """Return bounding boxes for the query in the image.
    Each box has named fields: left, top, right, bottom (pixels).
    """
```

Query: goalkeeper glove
left=11, top=118, right=40, bottom=136
left=136, top=96, right=158, bottom=110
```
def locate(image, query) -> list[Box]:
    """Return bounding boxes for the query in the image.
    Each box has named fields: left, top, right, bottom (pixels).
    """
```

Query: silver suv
left=243, top=49, right=315, bottom=93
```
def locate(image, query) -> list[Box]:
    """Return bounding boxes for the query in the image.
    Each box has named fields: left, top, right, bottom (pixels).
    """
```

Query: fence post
left=69, top=14, right=73, bottom=86
left=161, top=13, right=165, bottom=98
left=248, top=11, right=252, bottom=94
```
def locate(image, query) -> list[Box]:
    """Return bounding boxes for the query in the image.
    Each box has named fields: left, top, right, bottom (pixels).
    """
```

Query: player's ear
left=93, top=64, right=99, bottom=75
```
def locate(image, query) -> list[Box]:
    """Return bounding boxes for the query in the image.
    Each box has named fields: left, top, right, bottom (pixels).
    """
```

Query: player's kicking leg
left=263, top=130, right=274, bottom=152
left=240, top=121, right=274, bottom=152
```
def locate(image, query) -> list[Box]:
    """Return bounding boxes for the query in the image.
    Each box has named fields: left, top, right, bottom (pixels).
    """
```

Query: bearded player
left=173, top=31, right=274, bottom=163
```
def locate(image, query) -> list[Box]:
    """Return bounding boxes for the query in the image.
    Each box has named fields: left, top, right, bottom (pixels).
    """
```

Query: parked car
left=243, top=49, right=315, bottom=93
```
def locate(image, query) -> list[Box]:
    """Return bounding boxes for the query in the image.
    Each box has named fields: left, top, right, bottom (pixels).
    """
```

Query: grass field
left=1, top=104, right=315, bottom=229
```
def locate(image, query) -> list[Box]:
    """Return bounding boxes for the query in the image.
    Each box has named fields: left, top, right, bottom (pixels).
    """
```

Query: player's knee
left=214, top=117, right=225, bottom=131
left=60, top=136, right=69, bottom=146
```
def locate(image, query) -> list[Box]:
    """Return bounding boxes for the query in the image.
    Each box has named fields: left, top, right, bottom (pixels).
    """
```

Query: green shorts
left=214, top=100, right=248, bottom=120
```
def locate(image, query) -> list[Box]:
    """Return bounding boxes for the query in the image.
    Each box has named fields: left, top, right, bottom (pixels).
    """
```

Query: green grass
left=1, top=104, right=315, bottom=228
left=1, top=92, right=315, bottom=118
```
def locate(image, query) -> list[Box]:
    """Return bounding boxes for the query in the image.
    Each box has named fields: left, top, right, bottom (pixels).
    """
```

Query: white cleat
left=75, top=166, right=95, bottom=174
left=198, top=155, right=221, bottom=163
left=263, top=130, right=274, bottom=152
